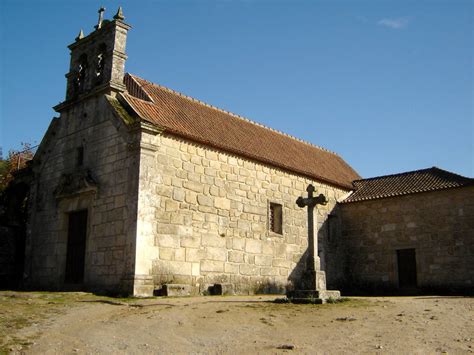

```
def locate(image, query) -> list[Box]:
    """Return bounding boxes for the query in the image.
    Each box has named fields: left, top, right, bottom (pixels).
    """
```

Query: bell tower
left=55, top=7, right=131, bottom=111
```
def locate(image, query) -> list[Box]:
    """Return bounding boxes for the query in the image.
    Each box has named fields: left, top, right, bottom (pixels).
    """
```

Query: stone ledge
left=208, top=283, right=235, bottom=295
left=287, top=289, right=341, bottom=304
left=159, top=284, right=192, bottom=297
left=134, top=284, right=154, bottom=297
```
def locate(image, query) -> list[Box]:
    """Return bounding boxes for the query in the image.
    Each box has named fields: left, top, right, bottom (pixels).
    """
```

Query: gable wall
left=337, top=186, right=474, bottom=293
left=26, top=96, right=140, bottom=294
left=135, top=131, right=350, bottom=295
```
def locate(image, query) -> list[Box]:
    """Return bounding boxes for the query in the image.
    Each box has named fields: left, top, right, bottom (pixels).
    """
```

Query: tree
left=0, top=143, right=34, bottom=289
left=0, top=143, right=35, bottom=193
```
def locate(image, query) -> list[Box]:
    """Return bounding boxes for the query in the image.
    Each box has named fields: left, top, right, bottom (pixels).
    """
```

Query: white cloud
left=378, top=17, right=410, bottom=29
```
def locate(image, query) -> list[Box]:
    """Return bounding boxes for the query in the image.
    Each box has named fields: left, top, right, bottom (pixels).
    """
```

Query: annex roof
left=342, top=167, right=474, bottom=203
left=121, top=73, right=360, bottom=189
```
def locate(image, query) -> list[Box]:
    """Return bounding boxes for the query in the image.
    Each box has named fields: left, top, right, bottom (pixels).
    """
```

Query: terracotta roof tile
left=342, top=167, right=474, bottom=203
left=122, top=73, right=360, bottom=189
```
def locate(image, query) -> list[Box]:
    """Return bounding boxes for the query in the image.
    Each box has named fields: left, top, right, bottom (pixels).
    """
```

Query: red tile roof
left=342, top=167, right=474, bottom=203
left=121, top=73, right=360, bottom=189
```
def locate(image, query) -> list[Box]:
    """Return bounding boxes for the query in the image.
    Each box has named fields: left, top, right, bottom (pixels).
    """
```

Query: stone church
left=23, top=8, right=473, bottom=297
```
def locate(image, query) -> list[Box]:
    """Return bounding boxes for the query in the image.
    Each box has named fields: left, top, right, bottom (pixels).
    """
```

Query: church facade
left=23, top=9, right=473, bottom=297
left=25, top=9, right=358, bottom=296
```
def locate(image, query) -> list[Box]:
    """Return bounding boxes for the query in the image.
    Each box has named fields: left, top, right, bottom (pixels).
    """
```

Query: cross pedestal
left=288, top=184, right=341, bottom=303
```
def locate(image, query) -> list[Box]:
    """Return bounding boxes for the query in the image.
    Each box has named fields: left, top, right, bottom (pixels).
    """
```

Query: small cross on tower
left=96, top=7, right=106, bottom=30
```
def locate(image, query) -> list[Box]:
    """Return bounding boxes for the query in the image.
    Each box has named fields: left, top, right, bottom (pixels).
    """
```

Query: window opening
left=327, top=214, right=336, bottom=242
left=76, top=147, right=84, bottom=167
left=95, top=44, right=106, bottom=79
left=270, top=202, right=283, bottom=234
left=75, top=54, right=88, bottom=93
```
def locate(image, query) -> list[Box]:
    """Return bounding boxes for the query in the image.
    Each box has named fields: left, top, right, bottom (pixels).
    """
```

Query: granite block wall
left=25, top=95, right=140, bottom=294
left=337, top=186, right=474, bottom=293
left=134, top=131, right=349, bottom=295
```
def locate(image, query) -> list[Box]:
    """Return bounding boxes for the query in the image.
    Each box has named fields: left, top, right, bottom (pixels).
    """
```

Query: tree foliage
left=0, top=143, right=34, bottom=193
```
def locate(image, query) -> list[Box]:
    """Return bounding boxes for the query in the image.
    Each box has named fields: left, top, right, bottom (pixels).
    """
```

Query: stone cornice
left=54, top=82, right=126, bottom=112
left=68, top=19, right=131, bottom=51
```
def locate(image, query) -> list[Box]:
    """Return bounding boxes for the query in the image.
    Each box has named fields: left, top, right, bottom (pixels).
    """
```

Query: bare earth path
left=2, top=292, right=473, bottom=354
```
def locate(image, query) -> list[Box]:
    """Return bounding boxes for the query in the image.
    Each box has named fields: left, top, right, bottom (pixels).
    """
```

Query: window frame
left=76, top=146, right=84, bottom=167
left=269, top=202, right=283, bottom=235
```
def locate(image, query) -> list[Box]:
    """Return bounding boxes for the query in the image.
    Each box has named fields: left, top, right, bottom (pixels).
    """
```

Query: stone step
left=315, top=270, right=327, bottom=291
left=287, top=289, right=341, bottom=304
left=208, top=283, right=234, bottom=295
left=158, top=284, right=192, bottom=297
left=297, top=270, right=327, bottom=291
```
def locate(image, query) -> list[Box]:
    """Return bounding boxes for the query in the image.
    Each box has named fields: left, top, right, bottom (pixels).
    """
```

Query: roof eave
left=122, top=93, right=354, bottom=191
left=340, top=183, right=474, bottom=204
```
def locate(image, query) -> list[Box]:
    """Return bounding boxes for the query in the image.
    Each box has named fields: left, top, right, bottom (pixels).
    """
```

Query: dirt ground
left=1, top=291, right=473, bottom=354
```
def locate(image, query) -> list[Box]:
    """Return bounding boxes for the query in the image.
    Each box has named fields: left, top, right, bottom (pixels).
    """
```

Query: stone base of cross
left=287, top=184, right=341, bottom=303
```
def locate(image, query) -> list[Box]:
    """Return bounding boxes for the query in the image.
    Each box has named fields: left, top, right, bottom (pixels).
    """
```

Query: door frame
left=64, top=209, right=89, bottom=284
left=396, top=248, right=418, bottom=289
left=56, top=194, right=94, bottom=289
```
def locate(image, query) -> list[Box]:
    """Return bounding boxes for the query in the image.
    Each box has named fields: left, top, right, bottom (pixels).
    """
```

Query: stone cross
left=296, top=184, right=328, bottom=281
left=96, top=7, right=106, bottom=29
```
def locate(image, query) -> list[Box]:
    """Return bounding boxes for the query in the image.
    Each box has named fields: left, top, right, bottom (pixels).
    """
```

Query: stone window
left=269, top=202, right=283, bottom=234
left=76, top=147, right=84, bottom=167
left=327, top=214, right=336, bottom=242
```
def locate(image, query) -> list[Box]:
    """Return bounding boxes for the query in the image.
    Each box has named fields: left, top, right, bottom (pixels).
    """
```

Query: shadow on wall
left=287, top=249, right=308, bottom=291
left=339, top=280, right=474, bottom=296
left=254, top=281, right=287, bottom=295
left=326, top=206, right=474, bottom=297
left=287, top=217, right=341, bottom=293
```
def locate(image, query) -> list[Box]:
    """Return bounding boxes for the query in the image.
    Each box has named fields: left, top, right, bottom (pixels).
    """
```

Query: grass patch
left=330, top=298, right=375, bottom=308
left=0, top=291, right=139, bottom=353
left=273, top=298, right=291, bottom=304
left=327, top=297, right=351, bottom=304
left=269, top=296, right=373, bottom=308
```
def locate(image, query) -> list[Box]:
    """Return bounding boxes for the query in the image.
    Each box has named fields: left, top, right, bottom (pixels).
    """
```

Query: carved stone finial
left=113, top=6, right=125, bottom=21
left=75, top=29, right=84, bottom=41
left=96, top=6, right=106, bottom=30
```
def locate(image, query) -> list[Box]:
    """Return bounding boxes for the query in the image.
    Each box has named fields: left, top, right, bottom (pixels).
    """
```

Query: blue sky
left=0, top=0, right=472, bottom=178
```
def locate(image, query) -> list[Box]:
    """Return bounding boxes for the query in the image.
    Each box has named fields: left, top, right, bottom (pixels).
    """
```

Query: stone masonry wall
left=135, top=131, right=350, bottom=295
left=26, top=95, right=139, bottom=294
left=338, top=187, right=474, bottom=293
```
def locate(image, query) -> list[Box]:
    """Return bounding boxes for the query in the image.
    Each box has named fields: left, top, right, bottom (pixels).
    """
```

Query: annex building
left=21, top=9, right=473, bottom=296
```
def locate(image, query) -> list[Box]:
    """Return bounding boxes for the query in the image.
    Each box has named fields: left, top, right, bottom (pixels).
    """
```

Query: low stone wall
left=337, top=186, right=474, bottom=294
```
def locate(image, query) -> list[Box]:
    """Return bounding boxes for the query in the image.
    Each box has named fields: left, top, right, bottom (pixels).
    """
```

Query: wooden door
left=65, top=210, right=88, bottom=284
left=397, top=248, right=417, bottom=289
